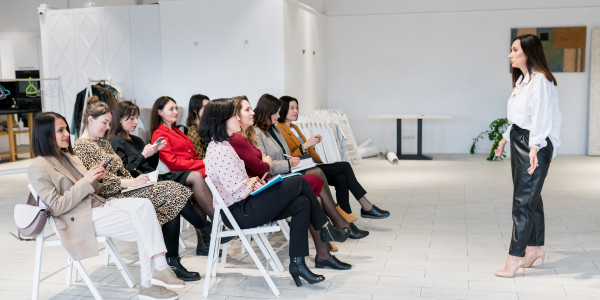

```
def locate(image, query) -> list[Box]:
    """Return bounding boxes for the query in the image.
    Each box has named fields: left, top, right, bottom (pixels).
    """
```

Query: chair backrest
left=138, top=106, right=186, bottom=144
left=156, top=159, right=171, bottom=175
left=28, top=184, right=58, bottom=233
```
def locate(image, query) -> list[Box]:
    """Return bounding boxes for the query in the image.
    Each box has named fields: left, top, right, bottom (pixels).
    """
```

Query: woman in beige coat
left=28, top=112, right=184, bottom=300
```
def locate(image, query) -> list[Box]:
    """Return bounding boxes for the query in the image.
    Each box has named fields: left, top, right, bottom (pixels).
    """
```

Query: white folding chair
left=153, top=160, right=188, bottom=249
left=203, top=177, right=284, bottom=297
left=28, top=184, right=135, bottom=300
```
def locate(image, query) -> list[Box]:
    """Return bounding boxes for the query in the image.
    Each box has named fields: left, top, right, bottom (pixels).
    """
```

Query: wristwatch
left=301, top=145, right=308, bottom=153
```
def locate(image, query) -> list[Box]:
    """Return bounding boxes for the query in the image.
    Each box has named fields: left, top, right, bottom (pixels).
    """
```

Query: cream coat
left=28, top=154, right=102, bottom=261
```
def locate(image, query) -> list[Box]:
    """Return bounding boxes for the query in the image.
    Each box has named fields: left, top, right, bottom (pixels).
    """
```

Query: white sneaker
left=138, top=285, right=178, bottom=300
left=151, top=267, right=186, bottom=289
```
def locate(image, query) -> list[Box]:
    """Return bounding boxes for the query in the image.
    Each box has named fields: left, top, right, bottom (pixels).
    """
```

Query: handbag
left=11, top=192, right=50, bottom=241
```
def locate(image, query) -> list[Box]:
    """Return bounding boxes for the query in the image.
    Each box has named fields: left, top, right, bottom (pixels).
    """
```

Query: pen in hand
left=282, top=154, right=293, bottom=159
left=260, top=172, right=268, bottom=184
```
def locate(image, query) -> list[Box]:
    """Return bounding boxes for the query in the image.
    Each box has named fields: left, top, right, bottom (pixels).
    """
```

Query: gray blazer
left=28, top=155, right=102, bottom=261
left=255, top=126, right=292, bottom=176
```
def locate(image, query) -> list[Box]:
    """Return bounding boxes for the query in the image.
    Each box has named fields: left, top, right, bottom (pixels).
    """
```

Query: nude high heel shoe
left=336, top=205, right=358, bottom=223
left=495, top=256, right=526, bottom=278
left=524, top=248, right=546, bottom=268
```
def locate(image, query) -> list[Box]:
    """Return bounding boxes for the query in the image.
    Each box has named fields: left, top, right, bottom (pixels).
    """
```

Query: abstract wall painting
left=511, top=26, right=587, bottom=72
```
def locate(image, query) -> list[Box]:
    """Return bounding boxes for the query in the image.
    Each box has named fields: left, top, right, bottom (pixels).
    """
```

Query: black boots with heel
left=319, top=223, right=348, bottom=244
left=289, top=257, right=325, bottom=287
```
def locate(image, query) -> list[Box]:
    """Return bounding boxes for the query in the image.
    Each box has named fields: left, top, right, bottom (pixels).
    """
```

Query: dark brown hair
left=32, top=112, right=74, bottom=157
left=278, top=95, right=298, bottom=123
left=186, top=94, right=210, bottom=127
left=511, top=34, right=557, bottom=88
left=150, top=96, right=176, bottom=133
left=81, top=97, right=111, bottom=135
left=198, top=98, right=236, bottom=143
left=107, top=100, right=140, bottom=143
left=253, top=94, right=281, bottom=134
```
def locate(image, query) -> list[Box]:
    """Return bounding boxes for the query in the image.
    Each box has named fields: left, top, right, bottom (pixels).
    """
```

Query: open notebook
left=250, top=172, right=301, bottom=196
left=121, top=170, right=159, bottom=193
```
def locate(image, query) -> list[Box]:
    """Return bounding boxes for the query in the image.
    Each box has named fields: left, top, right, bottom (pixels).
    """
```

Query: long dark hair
left=198, top=98, right=236, bottom=143
left=511, top=34, right=557, bottom=88
left=150, top=96, right=176, bottom=133
left=186, top=94, right=210, bottom=128
left=107, top=100, right=140, bottom=143
left=254, top=94, right=281, bottom=134
left=32, top=112, right=74, bottom=157
left=278, top=95, right=297, bottom=123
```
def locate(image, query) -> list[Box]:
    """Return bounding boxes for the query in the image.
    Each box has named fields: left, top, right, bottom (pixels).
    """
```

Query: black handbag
left=11, top=192, right=50, bottom=241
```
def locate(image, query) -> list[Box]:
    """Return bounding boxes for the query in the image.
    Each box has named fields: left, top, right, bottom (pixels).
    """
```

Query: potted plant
left=470, top=118, right=509, bottom=160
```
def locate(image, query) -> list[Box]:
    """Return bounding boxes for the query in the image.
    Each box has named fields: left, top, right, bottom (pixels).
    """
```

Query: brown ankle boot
left=336, top=205, right=358, bottom=223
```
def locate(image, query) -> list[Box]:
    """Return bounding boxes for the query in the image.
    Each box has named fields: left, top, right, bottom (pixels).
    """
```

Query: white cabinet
left=13, top=39, right=40, bottom=71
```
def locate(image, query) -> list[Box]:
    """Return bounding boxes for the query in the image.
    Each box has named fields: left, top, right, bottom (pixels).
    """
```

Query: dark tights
left=185, top=171, right=214, bottom=219
left=163, top=200, right=208, bottom=258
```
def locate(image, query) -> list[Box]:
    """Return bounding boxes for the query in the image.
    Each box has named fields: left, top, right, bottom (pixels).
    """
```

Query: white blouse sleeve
left=502, top=126, right=511, bottom=143
left=528, top=76, right=555, bottom=149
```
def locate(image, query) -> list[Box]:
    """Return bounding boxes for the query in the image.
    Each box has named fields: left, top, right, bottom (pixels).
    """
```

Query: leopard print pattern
left=73, top=138, right=192, bottom=225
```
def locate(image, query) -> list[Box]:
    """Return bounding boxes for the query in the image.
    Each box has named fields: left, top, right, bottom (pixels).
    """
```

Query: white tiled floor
left=1, top=154, right=599, bottom=299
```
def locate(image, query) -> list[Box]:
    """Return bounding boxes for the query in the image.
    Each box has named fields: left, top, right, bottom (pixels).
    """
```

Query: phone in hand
left=102, top=158, right=113, bottom=169
left=154, top=137, right=164, bottom=145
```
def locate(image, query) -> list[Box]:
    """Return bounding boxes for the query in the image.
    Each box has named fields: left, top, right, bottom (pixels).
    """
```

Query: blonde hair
left=81, top=96, right=111, bottom=135
left=232, top=96, right=258, bottom=146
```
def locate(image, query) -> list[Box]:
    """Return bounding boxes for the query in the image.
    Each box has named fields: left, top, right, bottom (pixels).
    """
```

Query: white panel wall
left=130, top=5, right=163, bottom=109
left=328, top=7, right=600, bottom=155
left=283, top=1, right=327, bottom=113
left=102, top=6, right=133, bottom=101
left=160, top=0, right=284, bottom=115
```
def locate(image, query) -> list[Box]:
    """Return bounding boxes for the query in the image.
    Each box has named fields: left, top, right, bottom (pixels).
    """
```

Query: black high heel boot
left=289, top=257, right=325, bottom=287
left=320, top=223, right=348, bottom=244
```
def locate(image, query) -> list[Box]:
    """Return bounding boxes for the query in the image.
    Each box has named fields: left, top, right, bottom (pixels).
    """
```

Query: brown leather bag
left=11, top=193, right=50, bottom=241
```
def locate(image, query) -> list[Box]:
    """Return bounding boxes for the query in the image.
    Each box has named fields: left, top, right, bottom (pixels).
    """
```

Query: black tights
left=163, top=200, right=208, bottom=258
left=185, top=171, right=214, bottom=219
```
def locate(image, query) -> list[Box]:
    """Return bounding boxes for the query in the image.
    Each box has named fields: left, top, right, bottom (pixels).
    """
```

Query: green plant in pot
left=470, top=118, right=509, bottom=160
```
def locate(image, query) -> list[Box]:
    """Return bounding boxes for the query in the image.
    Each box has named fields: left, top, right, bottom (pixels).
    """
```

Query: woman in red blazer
left=150, top=96, right=206, bottom=177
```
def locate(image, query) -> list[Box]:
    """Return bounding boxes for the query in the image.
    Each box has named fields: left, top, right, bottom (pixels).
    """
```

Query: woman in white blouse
left=200, top=98, right=347, bottom=287
left=494, top=34, right=561, bottom=278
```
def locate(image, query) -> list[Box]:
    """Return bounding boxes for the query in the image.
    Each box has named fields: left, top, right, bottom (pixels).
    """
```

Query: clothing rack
left=0, top=76, right=65, bottom=114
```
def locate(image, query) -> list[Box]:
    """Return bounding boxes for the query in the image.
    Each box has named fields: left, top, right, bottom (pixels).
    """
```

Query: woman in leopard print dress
left=73, top=98, right=204, bottom=281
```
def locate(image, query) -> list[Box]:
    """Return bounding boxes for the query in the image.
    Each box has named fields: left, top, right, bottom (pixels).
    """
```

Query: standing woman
left=186, top=94, right=210, bottom=159
left=495, top=34, right=561, bottom=277
left=28, top=112, right=184, bottom=300
left=201, top=98, right=342, bottom=287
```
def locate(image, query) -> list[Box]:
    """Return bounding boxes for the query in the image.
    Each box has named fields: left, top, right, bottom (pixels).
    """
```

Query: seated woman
left=28, top=112, right=184, bottom=300
left=277, top=95, right=390, bottom=219
left=151, top=96, right=205, bottom=175
left=73, top=98, right=201, bottom=282
left=229, top=96, right=358, bottom=269
left=185, top=94, right=210, bottom=159
left=107, top=100, right=222, bottom=259
left=200, top=98, right=346, bottom=286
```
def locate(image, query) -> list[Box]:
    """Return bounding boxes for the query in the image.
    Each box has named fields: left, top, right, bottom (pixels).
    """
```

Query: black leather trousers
left=508, top=125, right=553, bottom=257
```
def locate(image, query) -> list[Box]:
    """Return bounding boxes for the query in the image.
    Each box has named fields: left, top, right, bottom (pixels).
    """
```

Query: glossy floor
left=1, top=154, right=599, bottom=299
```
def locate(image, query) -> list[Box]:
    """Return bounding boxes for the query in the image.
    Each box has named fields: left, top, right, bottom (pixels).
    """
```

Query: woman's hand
left=262, top=155, right=273, bottom=167
left=288, top=157, right=301, bottom=167
left=84, top=163, right=106, bottom=183
left=495, top=139, right=507, bottom=157
left=141, top=141, right=165, bottom=158
left=528, top=147, right=539, bottom=175
left=304, top=134, right=322, bottom=148
left=120, top=174, right=149, bottom=188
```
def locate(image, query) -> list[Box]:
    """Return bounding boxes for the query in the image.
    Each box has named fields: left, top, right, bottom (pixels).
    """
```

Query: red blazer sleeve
left=230, top=134, right=270, bottom=178
left=153, top=125, right=206, bottom=176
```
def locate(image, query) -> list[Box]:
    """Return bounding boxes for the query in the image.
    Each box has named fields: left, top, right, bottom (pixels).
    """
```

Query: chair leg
left=32, top=234, right=44, bottom=300
left=104, top=248, right=110, bottom=266
left=256, top=232, right=283, bottom=275
left=203, top=210, right=222, bottom=297
left=238, top=233, right=280, bottom=296
left=104, top=238, right=135, bottom=288
left=66, top=257, right=75, bottom=287
left=277, top=220, right=290, bottom=241
left=73, top=261, right=103, bottom=300
left=179, top=217, right=186, bottom=249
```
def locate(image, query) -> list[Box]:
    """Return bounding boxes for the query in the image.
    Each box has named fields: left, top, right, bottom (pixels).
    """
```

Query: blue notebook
left=250, top=172, right=302, bottom=196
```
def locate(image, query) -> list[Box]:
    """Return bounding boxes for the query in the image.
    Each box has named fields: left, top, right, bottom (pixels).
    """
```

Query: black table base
left=396, top=118, right=432, bottom=160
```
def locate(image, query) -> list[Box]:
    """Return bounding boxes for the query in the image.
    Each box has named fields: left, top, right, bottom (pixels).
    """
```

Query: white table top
left=367, top=115, right=451, bottom=120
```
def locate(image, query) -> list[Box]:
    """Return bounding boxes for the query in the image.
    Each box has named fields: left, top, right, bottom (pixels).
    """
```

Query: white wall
left=327, top=6, right=600, bottom=155
left=283, top=0, right=327, bottom=113
left=160, top=0, right=284, bottom=116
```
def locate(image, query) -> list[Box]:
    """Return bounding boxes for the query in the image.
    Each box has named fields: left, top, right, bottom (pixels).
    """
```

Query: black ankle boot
left=167, top=256, right=200, bottom=281
left=289, top=257, right=325, bottom=287
left=320, top=223, right=348, bottom=244
left=195, top=227, right=211, bottom=256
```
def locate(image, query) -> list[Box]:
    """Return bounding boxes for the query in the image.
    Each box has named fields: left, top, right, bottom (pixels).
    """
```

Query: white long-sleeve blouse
left=205, top=140, right=252, bottom=207
left=502, top=71, right=562, bottom=157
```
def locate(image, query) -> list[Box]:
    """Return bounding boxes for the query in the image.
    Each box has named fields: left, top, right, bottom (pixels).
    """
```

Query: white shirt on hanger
left=502, top=71, right=561, bottom=157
